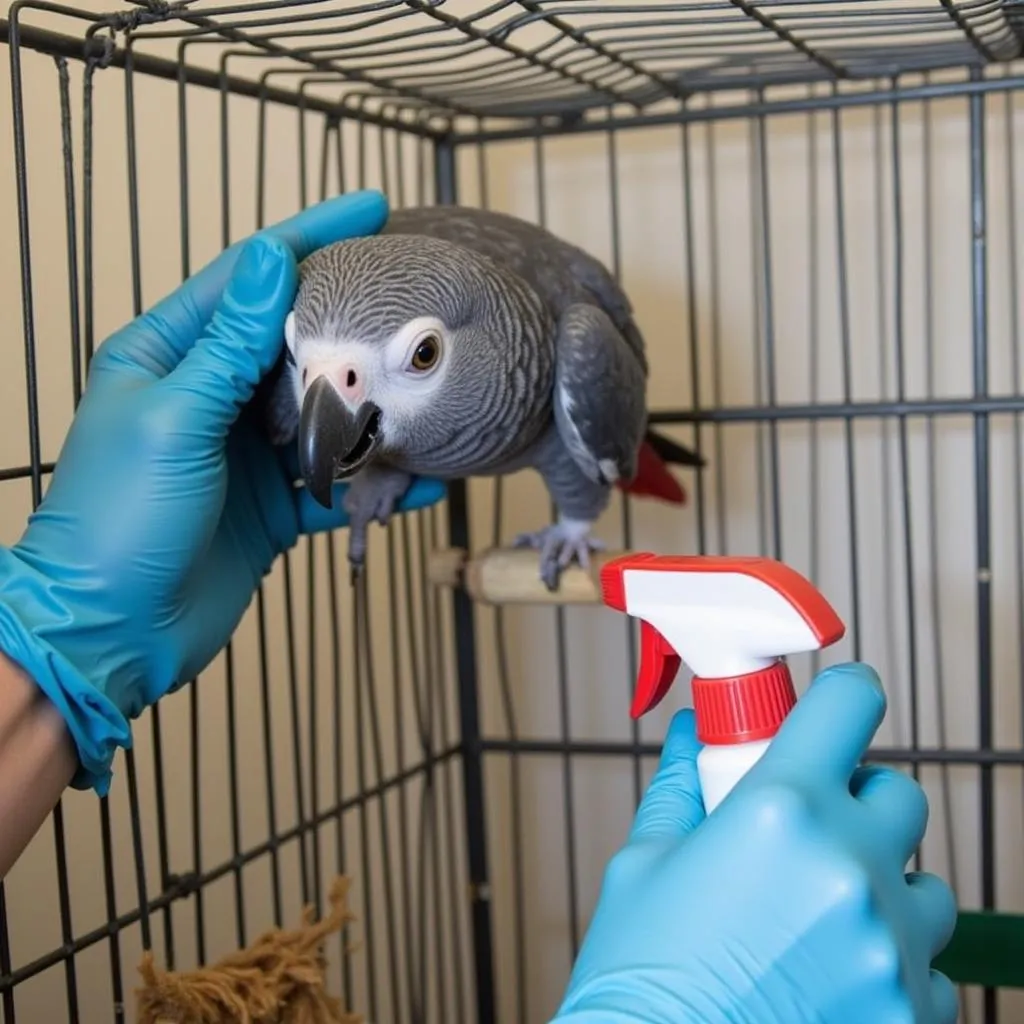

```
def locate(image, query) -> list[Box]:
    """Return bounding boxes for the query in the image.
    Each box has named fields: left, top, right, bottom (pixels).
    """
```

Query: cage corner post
left=433, top=132, right=498, bottom=1024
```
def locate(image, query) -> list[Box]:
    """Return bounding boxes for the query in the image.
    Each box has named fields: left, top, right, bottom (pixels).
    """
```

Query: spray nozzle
left=600, top=553, right=846, bottom=727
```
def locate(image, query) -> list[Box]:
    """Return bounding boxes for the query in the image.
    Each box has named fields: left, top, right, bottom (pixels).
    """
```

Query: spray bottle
left=600, top=553, right=846, bottom=813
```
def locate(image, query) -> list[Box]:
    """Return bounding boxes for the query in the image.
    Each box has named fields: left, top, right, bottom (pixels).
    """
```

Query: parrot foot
left=342, top=466, right=413, bottom=587
left=342, top=466, right=413, bottom=529
left=512, top=518, right=605, bottom=592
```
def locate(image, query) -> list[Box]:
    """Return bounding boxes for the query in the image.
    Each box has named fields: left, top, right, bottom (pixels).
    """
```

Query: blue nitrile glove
left=0, top=190, right=446, bottom=796
left=554, top=662, right=958, bottom=1024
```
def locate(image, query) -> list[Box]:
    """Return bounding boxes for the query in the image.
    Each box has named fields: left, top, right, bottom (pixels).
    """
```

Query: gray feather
left=552, top=304, right=647, bottom=488
left=528, top=424, right=612, bottom=523
left=382, top=205, right=647, bottom=373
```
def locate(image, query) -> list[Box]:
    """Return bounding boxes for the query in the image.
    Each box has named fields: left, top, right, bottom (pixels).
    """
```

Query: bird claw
left=513, top=525, right=605, bottom=592
left=343, top=467, right=413, bottom=586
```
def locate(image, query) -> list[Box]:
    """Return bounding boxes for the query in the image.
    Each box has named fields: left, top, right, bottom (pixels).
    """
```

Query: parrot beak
left=298, top=375, right=383, bottom=509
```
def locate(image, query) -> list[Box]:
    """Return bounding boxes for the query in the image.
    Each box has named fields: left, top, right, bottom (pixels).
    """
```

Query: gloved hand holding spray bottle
left=552, top=552, right=959, bottom=1024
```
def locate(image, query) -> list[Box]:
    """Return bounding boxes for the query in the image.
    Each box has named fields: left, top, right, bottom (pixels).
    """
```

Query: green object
left=934, top=911, right=1024, bottom=988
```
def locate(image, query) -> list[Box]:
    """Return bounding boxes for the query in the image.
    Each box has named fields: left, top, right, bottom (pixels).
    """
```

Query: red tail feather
left=616, top=439, right=687, bottom=504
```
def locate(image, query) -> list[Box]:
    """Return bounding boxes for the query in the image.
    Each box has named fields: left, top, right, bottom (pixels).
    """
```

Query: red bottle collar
left=691, top=662, right=796, bottom=744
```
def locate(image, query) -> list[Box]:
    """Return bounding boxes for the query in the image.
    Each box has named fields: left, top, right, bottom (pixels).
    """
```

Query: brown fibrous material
left=135, top=875, right=363, bottom=1024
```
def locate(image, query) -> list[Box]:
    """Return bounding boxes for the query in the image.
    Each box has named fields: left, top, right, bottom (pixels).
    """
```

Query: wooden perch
left=426, top=546, right=629, bottom=606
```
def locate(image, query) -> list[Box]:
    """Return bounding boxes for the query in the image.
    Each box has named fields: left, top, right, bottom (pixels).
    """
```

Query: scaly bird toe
left=517, top=522, right=605, bottom=593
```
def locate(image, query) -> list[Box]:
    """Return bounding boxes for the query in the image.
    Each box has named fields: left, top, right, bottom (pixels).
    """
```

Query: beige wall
left=2, top=3, right=1024, bottom=1021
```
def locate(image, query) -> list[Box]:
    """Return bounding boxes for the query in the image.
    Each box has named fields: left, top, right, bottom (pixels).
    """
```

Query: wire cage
left=1, top=1, right=1024, bottom=1022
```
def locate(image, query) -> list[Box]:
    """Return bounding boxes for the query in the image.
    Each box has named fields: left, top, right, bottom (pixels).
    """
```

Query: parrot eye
left=409, top=333, right=441, bottom=372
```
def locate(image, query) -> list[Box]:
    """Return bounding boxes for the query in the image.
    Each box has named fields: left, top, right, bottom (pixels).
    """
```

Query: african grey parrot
left=257, top=204, right=703, bottom=591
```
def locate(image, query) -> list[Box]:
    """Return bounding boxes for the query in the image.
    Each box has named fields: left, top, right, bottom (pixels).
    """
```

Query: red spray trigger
left=633, top=621, right=681, bottom=718
left=600, top=552, right=681, bottom=717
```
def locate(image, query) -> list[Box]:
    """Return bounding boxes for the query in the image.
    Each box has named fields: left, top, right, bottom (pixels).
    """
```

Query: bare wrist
left=0, top=652, right=78, bottom=878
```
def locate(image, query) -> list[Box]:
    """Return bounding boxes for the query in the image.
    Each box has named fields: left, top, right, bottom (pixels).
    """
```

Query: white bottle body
left=698, top=739, right=772, bottom=814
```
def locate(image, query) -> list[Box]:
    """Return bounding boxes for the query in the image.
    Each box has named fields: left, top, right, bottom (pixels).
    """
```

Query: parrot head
left=283, top=233, right=550, bottom=509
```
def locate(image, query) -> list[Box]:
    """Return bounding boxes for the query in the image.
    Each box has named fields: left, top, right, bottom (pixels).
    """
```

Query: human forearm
left=0, top=652, right=77, bottom=878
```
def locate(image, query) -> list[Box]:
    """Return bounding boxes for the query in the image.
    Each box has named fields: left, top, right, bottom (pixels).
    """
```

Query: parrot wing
left=552, top=303, right=648, bottom=488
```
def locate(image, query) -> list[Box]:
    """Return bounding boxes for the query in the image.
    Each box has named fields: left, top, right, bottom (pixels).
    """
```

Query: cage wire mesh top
left=12, top=0, right=1024, bottom=126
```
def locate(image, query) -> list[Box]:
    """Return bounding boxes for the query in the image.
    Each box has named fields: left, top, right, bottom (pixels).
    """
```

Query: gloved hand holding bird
left=258, top=203, right=704, bottom=591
